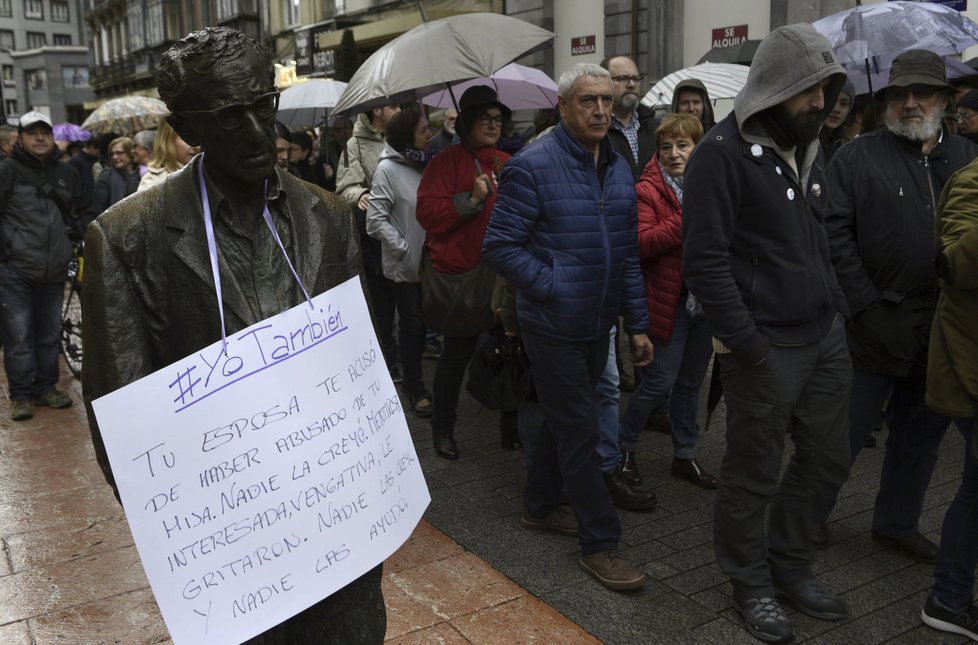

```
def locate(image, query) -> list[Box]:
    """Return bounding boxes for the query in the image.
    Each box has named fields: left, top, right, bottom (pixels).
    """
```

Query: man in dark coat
left=0, top=111, right=81, bottom=421
left=601, top=55, right=657, bottom=182
left=818, top=50, right=978, bottom=563
left=81, top=27, right=385, bottom=644
left=683, top=24, right=851, bottom=643
left=671, top=78, right=716, bottom=131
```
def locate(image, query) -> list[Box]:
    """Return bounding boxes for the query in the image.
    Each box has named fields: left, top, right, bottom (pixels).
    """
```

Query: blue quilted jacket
left=482, top=122, right=648, bottom=342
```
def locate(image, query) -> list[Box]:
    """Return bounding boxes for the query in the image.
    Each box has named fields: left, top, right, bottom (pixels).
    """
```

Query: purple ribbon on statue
left=197, top=154, right=313, bottom=355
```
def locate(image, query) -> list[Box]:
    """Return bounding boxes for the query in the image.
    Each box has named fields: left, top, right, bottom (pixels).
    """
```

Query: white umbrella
left=333, top=13, right=555, bottom=115
left=277, top=79, right=347, bottom=127
left=421, top=63, right=557, bottom=110
left=642, top=63, right=750, bottom=108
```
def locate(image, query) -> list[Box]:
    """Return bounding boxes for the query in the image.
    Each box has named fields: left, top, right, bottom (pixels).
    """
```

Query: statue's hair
left=157, top=27, right=273, bottom=112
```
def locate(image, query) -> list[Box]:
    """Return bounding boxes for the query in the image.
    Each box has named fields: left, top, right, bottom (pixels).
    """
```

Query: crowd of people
left=0, top=20, right=977, bottom=645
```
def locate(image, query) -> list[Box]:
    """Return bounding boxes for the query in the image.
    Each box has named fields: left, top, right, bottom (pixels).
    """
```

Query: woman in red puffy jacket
left=619, top=113, right=718, bottom=489
left=416, top=86, right=511, bottom=460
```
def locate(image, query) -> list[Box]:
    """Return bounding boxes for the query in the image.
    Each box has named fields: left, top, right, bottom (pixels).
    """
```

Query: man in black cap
left=819, top=49, right=978, bottom=562
left=0, top=111, right=81, bottom=421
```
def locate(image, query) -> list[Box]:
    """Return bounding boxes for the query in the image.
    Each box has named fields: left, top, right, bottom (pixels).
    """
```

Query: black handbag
left=419, top=247, right=495, bottom=337
left=466, top=327, right=532, bottom=412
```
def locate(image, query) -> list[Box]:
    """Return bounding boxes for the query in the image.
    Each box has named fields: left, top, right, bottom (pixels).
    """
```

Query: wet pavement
left=0, top=357, right=970, bottom=644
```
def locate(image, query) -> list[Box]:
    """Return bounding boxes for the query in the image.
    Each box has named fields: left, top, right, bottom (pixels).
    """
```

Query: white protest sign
left=92, top=277, right=429, bottom=645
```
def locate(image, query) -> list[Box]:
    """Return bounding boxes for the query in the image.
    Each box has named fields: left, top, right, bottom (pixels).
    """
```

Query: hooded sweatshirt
left=670, top=78, right=716, bottom=130
left=681, top=23, right=849, bottom=365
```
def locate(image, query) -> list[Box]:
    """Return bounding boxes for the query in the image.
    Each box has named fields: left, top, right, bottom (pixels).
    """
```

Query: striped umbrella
left=642, top=63, right=750, bottom=108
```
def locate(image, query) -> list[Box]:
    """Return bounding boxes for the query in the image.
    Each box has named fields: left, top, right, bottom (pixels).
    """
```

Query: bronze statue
left=81, top=27, right=385, bottom=643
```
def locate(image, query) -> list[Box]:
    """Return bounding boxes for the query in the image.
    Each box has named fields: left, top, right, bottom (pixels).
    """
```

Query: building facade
left=0, top=0, right=94, bottom=123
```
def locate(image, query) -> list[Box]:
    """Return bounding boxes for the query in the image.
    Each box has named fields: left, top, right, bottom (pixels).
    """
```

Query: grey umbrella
left=813, top=1, right=978, bottom=95
left=333, top=12, right=555, bottom=115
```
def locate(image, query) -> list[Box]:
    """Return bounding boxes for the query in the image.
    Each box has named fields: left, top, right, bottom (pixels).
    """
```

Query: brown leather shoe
left=579, top=550, right=646, bottom=591
left=671, top=458, right=718, bottom=489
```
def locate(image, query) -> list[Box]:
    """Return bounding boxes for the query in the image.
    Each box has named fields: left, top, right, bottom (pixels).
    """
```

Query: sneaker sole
left=578, top=559, right=646, bottom=591
left=921, top=608, right=978, bottom=640
left=520, top=516, right=578, bottom=538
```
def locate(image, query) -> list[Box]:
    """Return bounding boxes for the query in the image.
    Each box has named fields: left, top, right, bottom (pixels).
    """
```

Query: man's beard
left=619, top=92, right=640, bottom=113
left=759, top=105, right=824, bottom=148
left=885, top=105, right=942, bottom=142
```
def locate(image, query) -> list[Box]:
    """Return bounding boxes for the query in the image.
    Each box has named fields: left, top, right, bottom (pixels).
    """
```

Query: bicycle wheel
left=61, top=283, right=83, bottom=378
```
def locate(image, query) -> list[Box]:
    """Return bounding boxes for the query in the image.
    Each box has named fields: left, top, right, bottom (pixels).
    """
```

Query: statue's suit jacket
left=81, top=157, right=384, bottom=644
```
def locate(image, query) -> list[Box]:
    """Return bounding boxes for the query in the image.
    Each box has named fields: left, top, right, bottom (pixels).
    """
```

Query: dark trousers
left=0, top=265, right=64, bottom=400
left=364, top=271, right=397, bottom=366
left=815, top=369, right=950, bottom=535
left=521, top=329, right=621, bottom=555
left=390, top=282, right=426, bottom=400
left=246, top=565, right=385, bottom=644
left=714, top=321, right=851, bottom=595
left=932, top=419, right=978, bottom=613
left=842, top=369, right=950, bottom=536
left=430, top=334, right=478, bottom=439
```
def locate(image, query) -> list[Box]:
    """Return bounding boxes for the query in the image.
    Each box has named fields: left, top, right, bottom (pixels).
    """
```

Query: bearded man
left=817, top=50, right=978, bottom=564
left=683, top=24, right=853, bottom=643
left=601, top=55, right=656, bottom=181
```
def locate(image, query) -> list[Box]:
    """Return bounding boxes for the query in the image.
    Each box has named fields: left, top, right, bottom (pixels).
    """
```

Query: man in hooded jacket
left=671, top=78, right=717, bottom=131
left=683, top=24, right=852, bottom=643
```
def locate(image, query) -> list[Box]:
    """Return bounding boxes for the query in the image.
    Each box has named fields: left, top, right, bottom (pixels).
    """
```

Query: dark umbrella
left=697, top=40, right=761, bottom=65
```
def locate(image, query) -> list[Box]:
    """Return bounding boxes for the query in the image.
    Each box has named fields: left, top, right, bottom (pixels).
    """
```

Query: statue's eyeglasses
left=178, top=90, right=280, bottom=130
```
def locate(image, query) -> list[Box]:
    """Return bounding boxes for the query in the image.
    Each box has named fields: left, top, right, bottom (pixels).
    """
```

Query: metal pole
left=416, top=1, right=428, bottom=23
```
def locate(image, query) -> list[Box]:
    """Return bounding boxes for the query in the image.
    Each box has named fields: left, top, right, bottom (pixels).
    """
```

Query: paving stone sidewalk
left=410, top=358, right=971, bottom=644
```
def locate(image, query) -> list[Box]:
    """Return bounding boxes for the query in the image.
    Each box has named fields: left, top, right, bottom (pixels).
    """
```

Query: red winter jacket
left=636, top=155, right=684, bottom=342
left=416, top=143, right=509, bottom=274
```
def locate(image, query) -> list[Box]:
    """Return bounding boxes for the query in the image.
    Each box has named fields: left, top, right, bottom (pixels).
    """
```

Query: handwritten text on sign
left=92, top=277, right=430, bottom=645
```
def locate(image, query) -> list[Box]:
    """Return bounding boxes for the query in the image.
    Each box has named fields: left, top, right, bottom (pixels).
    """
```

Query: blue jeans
left=843, top=370, right=949, bottom=536
left=0, top=265, right=64, bottom=400
left=932, top=419, right=978, bottom=613
left=390, top=282, right=426, bottom=400
left=595, top=325, right=622, bottom=472
left=620, top=296, right=713, bottom=458
left=521, top=329, right=620, bottom=555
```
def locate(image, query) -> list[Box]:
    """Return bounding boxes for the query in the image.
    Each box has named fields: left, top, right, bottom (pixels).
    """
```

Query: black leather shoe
left=812, top=522, right=830, bottom=550
left=670, top=458, right=718, bottom=489
left=434, top=436, right=459, bottom=460
left=774, top=578, right=849, bottom=621
left=603, top=466, right=657, bottom=511
left=621, top=450, right=643, bottom=485
left=872, top=530, right=938, bottom=564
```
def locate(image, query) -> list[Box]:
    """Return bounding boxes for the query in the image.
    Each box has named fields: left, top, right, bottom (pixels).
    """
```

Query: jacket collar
left=163, top=157, right=321, bottom=325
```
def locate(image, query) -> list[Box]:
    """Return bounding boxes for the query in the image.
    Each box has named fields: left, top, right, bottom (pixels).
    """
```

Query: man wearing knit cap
left=819, top=50, right=978, bottom=565
left=954, top=88, right=978, bottom=143
left=683, top=24, right=852, bottom=642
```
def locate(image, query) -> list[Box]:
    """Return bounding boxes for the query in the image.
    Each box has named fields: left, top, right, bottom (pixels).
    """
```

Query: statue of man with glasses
left=81, top=27, right=385, bottom=644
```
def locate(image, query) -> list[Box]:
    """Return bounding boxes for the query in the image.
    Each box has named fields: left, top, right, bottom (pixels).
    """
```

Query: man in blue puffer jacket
left=482, top=63, right=654, bottom=592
